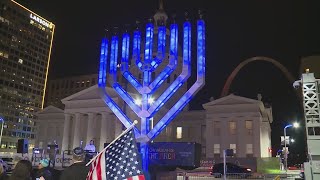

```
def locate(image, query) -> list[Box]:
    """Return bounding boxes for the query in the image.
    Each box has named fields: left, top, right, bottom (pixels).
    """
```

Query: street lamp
left=0, top=117, right=5, bottom=148
left=284, top=122, right=299, bottom=172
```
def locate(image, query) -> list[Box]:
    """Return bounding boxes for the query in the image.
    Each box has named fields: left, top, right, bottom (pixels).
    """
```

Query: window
left=213, top=121, right=220, bottom=136
left=18, top=58, right=23, bottom=64
left=246, top=144, right=253, bottom=154
left=201, top=125, right=206, bottom=144
left=165, top=126, right=172, bottom=136
left=230, top=144, right=236, bottom=153
left=176, top=127, right=182, bottom=139
left=229, top=121, right=236, bottom=135
left=245, top=120, right=253, bottom=135
left=214, top=144, right=220, bottom=154
left=202, top=146, right=206, bottom=156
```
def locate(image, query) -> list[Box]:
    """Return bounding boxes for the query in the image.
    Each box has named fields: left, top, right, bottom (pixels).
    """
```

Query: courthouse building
left=36, top=87, right=272, bottom=159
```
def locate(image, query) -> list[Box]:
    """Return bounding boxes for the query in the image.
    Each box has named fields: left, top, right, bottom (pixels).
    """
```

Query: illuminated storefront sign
left=30, top=14, right=53, bottom=29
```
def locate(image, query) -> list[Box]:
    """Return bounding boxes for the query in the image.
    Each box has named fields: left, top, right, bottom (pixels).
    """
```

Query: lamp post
left=0, top=117, right=5, bottom=147
left=283, top=122, right=299, bottom=172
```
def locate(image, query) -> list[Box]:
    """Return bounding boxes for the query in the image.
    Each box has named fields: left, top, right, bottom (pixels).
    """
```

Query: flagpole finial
left=134, top=120, right=138, bottom=124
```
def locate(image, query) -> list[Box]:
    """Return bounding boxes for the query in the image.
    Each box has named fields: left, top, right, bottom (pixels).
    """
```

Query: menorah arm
left=148, top=21, right=191, bottom=116
left=98, top=86, right=141, bottom=136
left=147, top=80, right=204, bottom=140
left=149, top=25, right=167, bottom=70
left=112, top=83, right=142, bottom=115
left=148, top=20, right=206, bottom=140
left=148, top=24, right=178, bottom=92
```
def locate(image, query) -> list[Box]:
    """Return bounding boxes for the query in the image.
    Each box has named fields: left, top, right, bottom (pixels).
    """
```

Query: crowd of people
left=0, top=140, right=94, bottom=180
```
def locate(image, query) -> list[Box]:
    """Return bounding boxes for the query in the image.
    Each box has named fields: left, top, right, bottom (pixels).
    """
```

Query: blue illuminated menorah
left=97, top=17, right=205, bottom=171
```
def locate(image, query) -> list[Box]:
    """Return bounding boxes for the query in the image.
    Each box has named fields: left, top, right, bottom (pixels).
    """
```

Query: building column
left=86, top=113, right=95, bottom=145
left=43, top=119, right=49, bottom=148
left=72, top=113, right=82, bottom=149
left=61, top=114, right=72, bottom=152
left=99, top=113, right=108, bottom=151
left=114, top=117, right=123, bottom=137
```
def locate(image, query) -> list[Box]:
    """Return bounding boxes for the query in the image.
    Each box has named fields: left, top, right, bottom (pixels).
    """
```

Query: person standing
left=9, top=160, right=32, bottom=180
left=35, top=159, right=52, bottom=180
left=84, top=140, right=96, bottom=163
left=84, top=140, right=95, bottom=153
left=59, top=147, right=89, bottom=180
left=0, top=161, right=9, bottom=180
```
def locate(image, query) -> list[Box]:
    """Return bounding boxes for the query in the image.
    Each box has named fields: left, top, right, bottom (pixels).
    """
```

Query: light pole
left=284, top=122, right=299, bottom=171
left=0, top=117, right=5, bottom=147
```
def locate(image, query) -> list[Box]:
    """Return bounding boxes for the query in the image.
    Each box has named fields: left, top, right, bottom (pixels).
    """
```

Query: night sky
left=16, top=0, right=320, bottom=162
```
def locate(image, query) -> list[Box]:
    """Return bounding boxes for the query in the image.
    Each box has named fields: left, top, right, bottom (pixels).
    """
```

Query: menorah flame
left=97, top=18, right=205, bottom=170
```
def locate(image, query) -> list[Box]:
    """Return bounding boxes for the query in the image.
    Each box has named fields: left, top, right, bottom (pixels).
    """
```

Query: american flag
left=87, top=129, right=145, bottom=180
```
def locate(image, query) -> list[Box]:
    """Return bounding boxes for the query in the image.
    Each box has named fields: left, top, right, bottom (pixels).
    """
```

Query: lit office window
left=176, top=127, right=182, bottom=139
left=214, top=144, right=220, bottom=154
left=245, top=120, right=253, bottom=135
left=18, top=59, right=23, bottom=64
left=230, top=144, right=236, bottom=153
left=246, top=144, right=253, bottom=154
left=229, top=121, right=236, bottom=135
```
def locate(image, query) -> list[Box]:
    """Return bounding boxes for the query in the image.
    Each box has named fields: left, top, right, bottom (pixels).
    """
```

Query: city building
left=36, top=106, right=64, bottom=150
left=46, top=74, right=98, bottom=108
left=36, top=86, right=272, bottom=161
left=36, top=85, right=124, bottom=152
left=0, top=0, right=55, bottom=151
left=203, top=94, right=272, bottom=158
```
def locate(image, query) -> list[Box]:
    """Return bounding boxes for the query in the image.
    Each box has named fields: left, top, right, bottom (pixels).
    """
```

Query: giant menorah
left=97, top=17, right=205, bottom=171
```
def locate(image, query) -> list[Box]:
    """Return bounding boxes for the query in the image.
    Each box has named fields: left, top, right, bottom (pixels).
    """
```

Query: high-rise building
left=46, top=74, right=98, bottom=109
left=0, top=0, right=55, bottom=151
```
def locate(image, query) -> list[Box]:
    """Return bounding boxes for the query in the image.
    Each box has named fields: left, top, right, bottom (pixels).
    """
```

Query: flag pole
left=86, top=120, right=138, bottom=166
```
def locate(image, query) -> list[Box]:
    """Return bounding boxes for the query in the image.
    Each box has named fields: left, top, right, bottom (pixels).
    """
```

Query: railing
left=177, top=172, right=302, bottom=179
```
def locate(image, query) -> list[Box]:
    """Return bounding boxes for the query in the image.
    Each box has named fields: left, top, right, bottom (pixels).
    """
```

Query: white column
left=72, top=113, right=82, bottom=149
left=114, top=117, right=123, bottom=137
left=106, top=114, right=114, bottom=142
left=61, top=114, right=71, bottom=152
left=86, top=113, right=95, bottom=145
left=43, top=119, right=49, bottom=148
left=99, top=113, right=108, bottom=151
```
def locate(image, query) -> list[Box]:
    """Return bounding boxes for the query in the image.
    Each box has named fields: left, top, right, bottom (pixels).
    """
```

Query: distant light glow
left=148, top=97, right=154, bottom=104
left=293, top=122, right=299, bottom=128
left=135, top=98, right=142, bottom=106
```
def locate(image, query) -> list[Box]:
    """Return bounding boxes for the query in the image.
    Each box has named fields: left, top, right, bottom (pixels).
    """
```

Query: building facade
left=36, top=85, right=272, bottom=161
left=203, top=94, right=272, bottom=158
left=46, top=74, right=98, bottom=108
left=0, top=0, right=55, bottom=151
left=36, top=85, right=124, bottom=152
left=36, top=106, right=64, bottom=150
